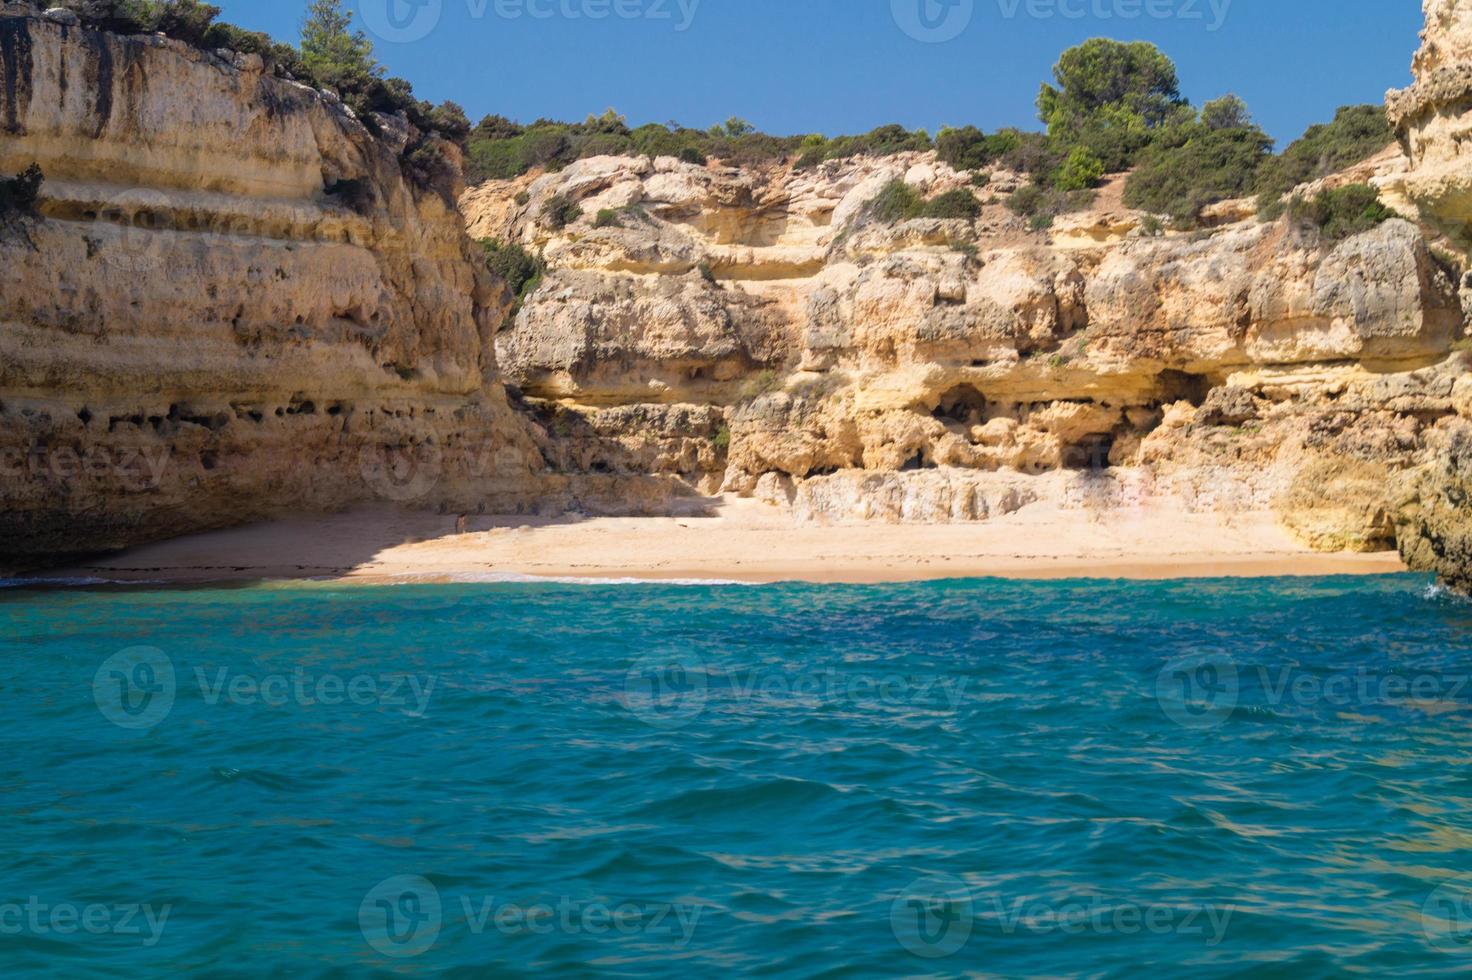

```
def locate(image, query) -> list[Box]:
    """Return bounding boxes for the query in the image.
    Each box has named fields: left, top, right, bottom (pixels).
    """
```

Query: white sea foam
left=1423, top=581, right=1472, bottom=603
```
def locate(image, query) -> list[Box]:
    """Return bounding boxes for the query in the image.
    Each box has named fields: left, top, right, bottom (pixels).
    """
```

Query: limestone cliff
left=1387, top=0, right=1472, bottom=591
left=465, top=147, right=1466, bottom=548
left=0, top=5, right=545, bottom=568
left=7, top=0, right=1472, bottom=582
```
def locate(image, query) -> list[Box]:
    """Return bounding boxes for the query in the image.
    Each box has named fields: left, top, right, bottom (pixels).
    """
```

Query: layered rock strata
left=467, top=149, right=1466, bottom=552
left=1387, top=0, right=1472, bottom=590
left=0, top=5, right=546, bottom=567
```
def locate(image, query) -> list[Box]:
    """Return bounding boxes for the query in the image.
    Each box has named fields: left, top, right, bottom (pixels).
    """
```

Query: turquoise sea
left=4, top=574, right=1472, bottom=976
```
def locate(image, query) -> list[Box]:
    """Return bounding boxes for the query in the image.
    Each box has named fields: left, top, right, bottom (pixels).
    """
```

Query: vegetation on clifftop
left=461, top=37, right=1395, bottom=235
left=46, top=5, right=1397, bottom=233
left=1255, top=106, right=1395, bottom=219
left=866, top=181, right=982, bottom=223
left=465, top=113, right=936, bottom=184
left=44, top=1, right=471, bottom=151
left=1123, top=96, right=1273, bottom=224
left=1286, top=184, right=1396, bottom=242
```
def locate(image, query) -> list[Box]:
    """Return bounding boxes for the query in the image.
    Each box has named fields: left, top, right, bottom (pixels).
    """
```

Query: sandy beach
left=35, top=495, right=1408, bottom=587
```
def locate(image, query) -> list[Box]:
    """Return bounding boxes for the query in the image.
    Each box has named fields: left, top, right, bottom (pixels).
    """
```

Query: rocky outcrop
left=466, top=147, right=1466, bottom=545
left=1385, top=0, right=1472, bottom=589
left=1388, top=0, right=1472, bottom=248
left=0, top=5, right=546, bottom=567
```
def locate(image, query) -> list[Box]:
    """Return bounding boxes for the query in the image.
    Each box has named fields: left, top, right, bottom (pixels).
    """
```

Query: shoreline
left=21, top=497, right=1411, bottom=589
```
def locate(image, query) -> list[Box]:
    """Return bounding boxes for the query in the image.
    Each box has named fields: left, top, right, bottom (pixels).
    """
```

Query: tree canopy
left=299, top=0, right=381, bottom=93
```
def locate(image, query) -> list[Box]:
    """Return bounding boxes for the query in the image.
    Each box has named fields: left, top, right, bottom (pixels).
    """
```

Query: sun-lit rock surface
left=1385, top=0, right=1472, bottom=589
left=0, top=6, right=545, bottom=567
left=466, top=144, right=1464, bottom=550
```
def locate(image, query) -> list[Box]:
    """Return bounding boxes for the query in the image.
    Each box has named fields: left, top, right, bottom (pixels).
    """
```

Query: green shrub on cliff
left=865, top=181, right=983, bottom=223
left=0, top=163, right=44, bottom=216
left=540, top=194, right=583, bottom=231
left=1007, top=182, right=1094, bottom=229
left=868, top=181, right=926, bottom=222
left=936, top=126, right=1022, bottom=172
left=481, top=239, right=545, bottom=308
left=60, top=1, right=292, bottom=72
left=1054, top=146, right=1105, bottom=191
left=1124, top=103, right=1273, bottom=224
left=924, top=188, right=984, bottom=219
left=1286, top=184, right=1395, bottom=242
left=1255, top=105, right=1394, bottom=218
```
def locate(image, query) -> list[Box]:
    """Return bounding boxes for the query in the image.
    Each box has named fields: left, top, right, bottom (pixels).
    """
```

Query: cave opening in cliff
left=1156, top=370, right=1211, bottom=409
left=932, top=385, right=988, bottom=427
left=901, top=450, right=939, bottom=472
left=1063, top=433, right=1115, bottom=472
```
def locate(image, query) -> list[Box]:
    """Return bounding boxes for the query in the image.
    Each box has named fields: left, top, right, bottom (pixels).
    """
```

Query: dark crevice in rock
left=0, top=16, right=33, bottom=135
left=83, top=29, right=112, bottom=138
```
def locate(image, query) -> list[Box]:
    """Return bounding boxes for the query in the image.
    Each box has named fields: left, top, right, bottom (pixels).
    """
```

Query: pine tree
left=299, top=0, right=381, bottom=92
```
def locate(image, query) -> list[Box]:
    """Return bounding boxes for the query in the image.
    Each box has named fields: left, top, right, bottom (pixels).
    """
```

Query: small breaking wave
left=1423, top=581, right=1472, bottom=603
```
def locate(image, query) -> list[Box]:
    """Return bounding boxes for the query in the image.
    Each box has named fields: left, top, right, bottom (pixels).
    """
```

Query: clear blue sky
left=213, top=0, right=1421, bottom=146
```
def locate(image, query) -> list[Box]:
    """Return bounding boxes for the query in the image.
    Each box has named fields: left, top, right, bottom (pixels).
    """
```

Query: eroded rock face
left=467, top=145, right=1465, bottom=539
left=1389, top=0, right=1472, bottom=247
left=1384, top=0, right=1472, bottom=588
left=0, top=7, right=545, bottom=567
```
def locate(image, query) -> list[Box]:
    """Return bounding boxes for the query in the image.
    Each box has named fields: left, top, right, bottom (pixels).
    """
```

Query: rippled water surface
left=5, top=574, right=1472, bottom=976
